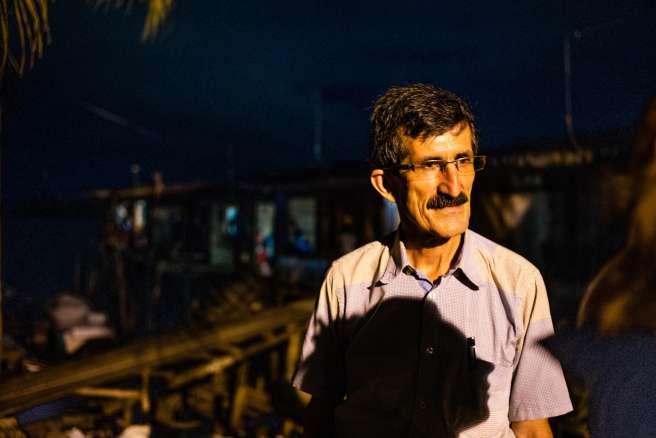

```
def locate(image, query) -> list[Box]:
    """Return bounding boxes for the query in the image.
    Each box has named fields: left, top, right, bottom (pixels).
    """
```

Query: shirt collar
left=450, top=230, right=483, bottom=290
left=377, top=229, right=480, bottom=291
left=375, top=231, right=407, bottom=285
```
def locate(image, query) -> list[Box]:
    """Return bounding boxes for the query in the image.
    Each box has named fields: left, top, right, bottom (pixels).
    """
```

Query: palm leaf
left=0, top=0, right=50, bottom=77
left=141, top=0, right=173, bottom=41
left=92, top=0, right=174, bottom=41
left=0, top=0, right=173, bottom=79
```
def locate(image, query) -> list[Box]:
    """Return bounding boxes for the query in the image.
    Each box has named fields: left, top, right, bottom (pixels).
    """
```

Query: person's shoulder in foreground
left=545, top=328, right=656, bottom=438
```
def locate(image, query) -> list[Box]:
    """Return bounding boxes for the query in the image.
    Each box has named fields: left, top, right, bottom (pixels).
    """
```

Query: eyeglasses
left=386, top=155, right=486, bottom=181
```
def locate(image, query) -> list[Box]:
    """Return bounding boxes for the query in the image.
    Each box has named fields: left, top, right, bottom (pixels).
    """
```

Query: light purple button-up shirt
left=293, top=229, right=572, bottom=437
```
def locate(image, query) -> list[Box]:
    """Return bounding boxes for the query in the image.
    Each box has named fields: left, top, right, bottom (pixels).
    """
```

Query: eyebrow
left=414, top=150, right=474, bottom=162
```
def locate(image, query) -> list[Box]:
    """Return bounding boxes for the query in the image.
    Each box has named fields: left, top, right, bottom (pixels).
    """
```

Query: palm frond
left=141, top=0, right=173, bottom=41
left=93, top=0, right=174, bottom=42
left=0, top=0, right=50, bottom=78
left=1, top=0, right=173, bottom=80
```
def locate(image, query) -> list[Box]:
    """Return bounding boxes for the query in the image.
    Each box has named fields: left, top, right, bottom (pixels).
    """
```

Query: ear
left=370, top=169, right=397, bottom=203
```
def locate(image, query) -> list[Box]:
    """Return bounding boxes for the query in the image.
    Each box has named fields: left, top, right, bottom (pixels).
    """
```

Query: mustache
left=427, top=192, right=469, bottom=209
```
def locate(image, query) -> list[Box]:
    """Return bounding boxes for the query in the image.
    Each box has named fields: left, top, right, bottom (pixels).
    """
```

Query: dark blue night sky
left=4, top=0, right=656, bottom=200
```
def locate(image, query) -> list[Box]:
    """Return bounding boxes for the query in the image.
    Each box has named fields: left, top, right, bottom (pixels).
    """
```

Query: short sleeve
left=292, top=265, right=346, bottom=399
left=508, top=268, right=573, bottom=421
left=542, top=327, right=598, bottom=385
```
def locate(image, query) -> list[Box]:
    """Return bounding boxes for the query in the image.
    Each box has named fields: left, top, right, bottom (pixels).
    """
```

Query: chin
left=435, top=229, right=466, bottom=241
left=431, top=220, right=469, bottom=240
left=419, top=227, right=465, bottom=245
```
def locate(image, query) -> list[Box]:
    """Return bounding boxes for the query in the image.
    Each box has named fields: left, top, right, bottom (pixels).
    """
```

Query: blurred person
left=545, top=100, right=656, bottom=438
left=293, top=84, right=572, bottom=438
left=630, top=96, right=656, bottom=173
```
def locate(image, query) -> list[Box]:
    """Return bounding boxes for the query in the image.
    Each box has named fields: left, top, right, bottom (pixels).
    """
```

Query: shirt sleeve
left=291, top=264, right=346, bottom=399
left=542, top=327, right=597, bottom=385
left=508, top=268, right=573, bottom=421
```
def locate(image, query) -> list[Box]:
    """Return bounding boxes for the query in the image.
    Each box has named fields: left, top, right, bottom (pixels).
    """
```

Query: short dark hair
left=369, top=84, right=478, bottom=168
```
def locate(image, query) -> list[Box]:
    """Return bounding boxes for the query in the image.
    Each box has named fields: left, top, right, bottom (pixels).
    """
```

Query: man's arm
left=302, top=395, right=337, bottom=438
left=507, top=268, right=573, bottom=425
left=511, top=418, right=553, bottom=438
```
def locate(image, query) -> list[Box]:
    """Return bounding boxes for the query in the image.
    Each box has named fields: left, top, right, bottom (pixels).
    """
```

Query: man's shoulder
left=466, top=231, right=549, bottom=322
left=332, top=236, right=390, bottom=266
left=328, top=235, right=393, bottom=287
left=465, top=229, right=542, bottom=282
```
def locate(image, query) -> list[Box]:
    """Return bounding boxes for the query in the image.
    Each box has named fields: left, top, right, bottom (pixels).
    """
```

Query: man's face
left=392, top=124, right=475, bottom=243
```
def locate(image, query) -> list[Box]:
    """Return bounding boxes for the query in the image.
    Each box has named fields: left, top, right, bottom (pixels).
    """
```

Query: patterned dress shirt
left=293, top=229, right=572, bottom=438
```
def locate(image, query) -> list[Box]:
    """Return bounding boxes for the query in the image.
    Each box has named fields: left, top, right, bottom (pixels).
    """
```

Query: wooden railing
left=0, top=298, right=314, bottom=419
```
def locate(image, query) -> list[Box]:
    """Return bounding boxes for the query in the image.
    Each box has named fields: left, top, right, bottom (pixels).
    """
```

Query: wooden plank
left=0, top=298, right=314, bottom=416
left=75, top=388, right=141, bottom=400
left=167, top=329, right=295, bottom=389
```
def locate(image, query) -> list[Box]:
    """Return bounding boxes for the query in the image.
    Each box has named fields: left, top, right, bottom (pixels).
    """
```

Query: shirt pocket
left=469, top=293, right=519, bottom=370
left=479, top=334, right=517, bottom=368
left=473, top=326, right=517, bottom=398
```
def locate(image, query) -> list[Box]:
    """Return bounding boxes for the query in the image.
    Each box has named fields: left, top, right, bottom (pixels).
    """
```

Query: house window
left=288, top=197, right=317, bottom=254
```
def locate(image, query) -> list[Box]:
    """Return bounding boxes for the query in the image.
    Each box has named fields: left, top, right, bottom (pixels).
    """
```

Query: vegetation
left=0, top=0, right=173, bottom=79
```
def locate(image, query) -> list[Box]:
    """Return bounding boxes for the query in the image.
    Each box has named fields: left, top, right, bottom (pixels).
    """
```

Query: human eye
left=456, top=155, right=474, bottom=164
left=422, top=159, right=445, bottom=169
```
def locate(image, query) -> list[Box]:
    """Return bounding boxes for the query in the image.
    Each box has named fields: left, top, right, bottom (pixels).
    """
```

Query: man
left=293, top=84, right=572, bottom=438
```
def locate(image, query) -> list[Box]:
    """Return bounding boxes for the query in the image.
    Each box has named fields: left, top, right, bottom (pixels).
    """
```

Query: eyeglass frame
left=383, top=155, right=487, bottom=177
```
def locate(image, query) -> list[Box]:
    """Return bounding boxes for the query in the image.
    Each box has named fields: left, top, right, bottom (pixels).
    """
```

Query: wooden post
left=141, top=368, right=151, bottom=414
left=286, top=325, right=302, bottom=380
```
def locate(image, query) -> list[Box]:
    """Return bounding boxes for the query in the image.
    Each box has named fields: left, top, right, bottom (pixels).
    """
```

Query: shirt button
left=425, top=346, right=434, bottom=355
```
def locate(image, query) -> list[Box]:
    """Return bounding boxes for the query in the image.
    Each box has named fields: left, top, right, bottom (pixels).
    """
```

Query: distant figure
left=291, top=227, right=313, bottom=254
left=545, top=97, right=656, bottom=438
left=255, top=234, right=273, bottom=277
left=293, top=84, right=572, bottom=438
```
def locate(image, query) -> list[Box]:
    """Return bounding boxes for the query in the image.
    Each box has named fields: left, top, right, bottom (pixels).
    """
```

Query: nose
left=437, top=162, right=462, bottom=197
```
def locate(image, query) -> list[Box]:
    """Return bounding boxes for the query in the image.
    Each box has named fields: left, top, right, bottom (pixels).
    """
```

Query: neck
left=401, top=227, right=464, bottom=282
